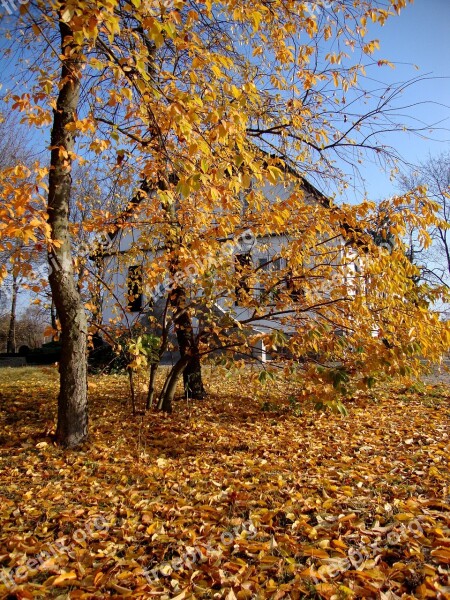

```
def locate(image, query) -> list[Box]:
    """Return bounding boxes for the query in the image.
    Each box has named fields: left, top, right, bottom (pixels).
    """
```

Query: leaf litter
left=0, top=366, right=449, bottom=599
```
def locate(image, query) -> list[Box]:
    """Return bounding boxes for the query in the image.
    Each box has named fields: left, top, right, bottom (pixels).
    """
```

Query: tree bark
left=161, top=187, right=205, bottom=401
left=182, top=352, right=205, bottom=398
left=50, top=300, right=58, bottom=340
left=6, top=272, right=18, bottom=353
left=146, top=362, right=158, bottom=409
left=157, top=355, right=189, bottom=413
left=128, top=368, right=137, bottom=416
left=170, top=287, right=205, bottom=400
left=47, top=20, right=88, bottom=448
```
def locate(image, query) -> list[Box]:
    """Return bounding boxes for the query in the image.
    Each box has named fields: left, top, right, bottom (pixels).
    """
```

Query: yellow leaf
left=171, top=590, right=188, bottom=600
left=302, top=547, right=329, bottom=558
left=60, top=8, right=73, bottom=23
left=431, top=547, right=450, bottom=564
left=110, top=583, right=132, bottom=595
left=53, top=571, right=77, bottom=586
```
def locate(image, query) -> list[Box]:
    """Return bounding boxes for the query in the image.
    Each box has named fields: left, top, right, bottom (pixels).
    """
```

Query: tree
left=0, top=107, right=34, bottom=353
left=0, top=305, right=48, bottom=352
left=1, top=2, right=127, bottom=446
left=1, top=0, right=449, bottom=436
left=85, top=0, right=446, bottom=408
left=399, top=152, right=450, bottom=293
left=45, top=18, right=90, bottom=448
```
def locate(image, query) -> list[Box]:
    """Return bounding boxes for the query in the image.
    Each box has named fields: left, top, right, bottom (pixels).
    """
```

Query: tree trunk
left=6, top=273, right=18, bottom=353
left=178, top=330, right=205, bottom=399
left=50, top=300, right=58, bottom=340
left=157, top=355, right=189, bottom=413
left=170, top=287, right=205, bottom=399
left=128, top=368, right=137, bottom=416
left=146, top=362, right=158, bottom=409
left=92, top=253, right=105, bottom=328
left=47, top=20, right=88, bottom=448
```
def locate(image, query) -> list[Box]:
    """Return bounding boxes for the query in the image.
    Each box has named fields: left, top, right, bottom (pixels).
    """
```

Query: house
left=93, top=171, right=363, bottom=362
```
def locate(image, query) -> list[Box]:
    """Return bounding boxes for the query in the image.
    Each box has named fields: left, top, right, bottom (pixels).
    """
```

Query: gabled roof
left=93, top=152, right=372, bottom=259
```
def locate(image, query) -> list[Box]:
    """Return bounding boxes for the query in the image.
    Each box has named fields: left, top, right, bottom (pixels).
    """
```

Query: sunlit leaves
left=2, top=0, right=439, bottom=408
left=0, top=368, right=449, bottom=596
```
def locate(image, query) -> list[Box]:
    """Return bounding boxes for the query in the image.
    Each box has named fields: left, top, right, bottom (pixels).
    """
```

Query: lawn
left=0, top=366, right=449, bottom=599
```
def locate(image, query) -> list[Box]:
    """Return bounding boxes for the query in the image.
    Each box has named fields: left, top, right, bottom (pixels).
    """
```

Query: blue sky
left=0, top=0, right=448, bottom=204
left=0, top=0, right=448, bottom=314
left=347, top=0, right=450, bottom=202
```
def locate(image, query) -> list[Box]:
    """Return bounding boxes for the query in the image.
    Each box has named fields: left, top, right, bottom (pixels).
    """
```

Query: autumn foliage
left=0, top=1, right=448, bottom=410
left=1, top=367, right=450, bottom=598
left=1, top=1, right=450, bottom=598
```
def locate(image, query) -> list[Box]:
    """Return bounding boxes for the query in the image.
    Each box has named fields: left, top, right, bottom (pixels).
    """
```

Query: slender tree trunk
left=128, top=368, right=137, bottom=416
left=50, top=300, right=58, bottom=340
left=92, top=253, right=105, bottom=329
left=157, top=355, right=189, bottom=413
left=146, top=362, right=158, bottom=409
left=170, top=286, right=205, bottom=399
left=6, top=273, right=18, bottom=354
left=47, top=20, right=88, bottom=448
left=146, top=300, right=170, bottom=410
left=177, top=325, right=205, bottom=399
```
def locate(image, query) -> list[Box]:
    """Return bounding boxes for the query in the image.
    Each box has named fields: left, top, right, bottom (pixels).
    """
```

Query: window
left=259, top=256, right=283, bottom=272
left=257, top=256, right=284, bottom=302
left=127, top=265, right=143, bottom=312
left=285, top=270, right=304, bottom=302
left=235, top=253, right=252, bottom=305
left=258, top=257, right=304, bottom=303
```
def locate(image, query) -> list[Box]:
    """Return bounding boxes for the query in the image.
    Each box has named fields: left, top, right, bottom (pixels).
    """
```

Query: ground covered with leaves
left=0, top=366, right=449, bottom=600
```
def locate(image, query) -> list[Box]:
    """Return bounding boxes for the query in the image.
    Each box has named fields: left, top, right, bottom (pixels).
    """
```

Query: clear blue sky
left=0, top=0, right=448, bottom=203
left=343, top=0, right=450, bottom=203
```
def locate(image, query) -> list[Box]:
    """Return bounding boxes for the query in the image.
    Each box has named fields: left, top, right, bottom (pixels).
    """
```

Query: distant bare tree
left=0, top=306, right=48, bottom=352
left=399, top=152, right=450, bottom=289
left=0, top=103, right=37, bottom=352
left=0, top=105, right=30, bottom=170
